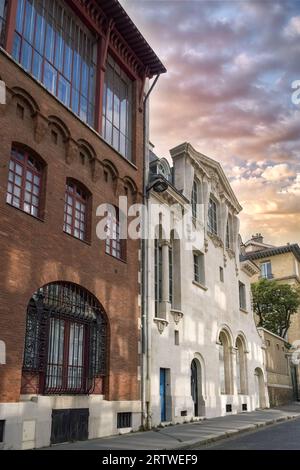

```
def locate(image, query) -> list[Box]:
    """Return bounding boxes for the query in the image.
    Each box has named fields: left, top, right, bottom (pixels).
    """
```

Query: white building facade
left=145, top=142, right=269, bottom=427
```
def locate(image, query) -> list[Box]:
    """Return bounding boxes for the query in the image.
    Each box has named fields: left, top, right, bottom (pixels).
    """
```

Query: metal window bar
left=23, top=282, right=107, bottom=395
left=117, top=412, right=132, bottom=429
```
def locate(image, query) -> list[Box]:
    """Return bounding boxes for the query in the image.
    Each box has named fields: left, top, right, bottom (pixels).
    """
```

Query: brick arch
left=102, top=159, right=119, bottom=181
left=77, top=139, right=96, bottom=162
left=21, top=281, right=109, bottom=396
left=48, top=115, right=70, bottom=142
left=11, top=87, right=40, bottom=116
left=123, top=176, right=138, bottom=197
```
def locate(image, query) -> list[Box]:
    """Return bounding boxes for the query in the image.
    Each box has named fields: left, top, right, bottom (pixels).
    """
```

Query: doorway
left=254, top=368, right=266, bottom=409
left=191, top=359, right=205, bottom=417
left=160, top=368, right=171, bottom=422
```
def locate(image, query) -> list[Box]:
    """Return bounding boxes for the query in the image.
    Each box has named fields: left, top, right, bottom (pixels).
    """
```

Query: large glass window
left=0, top=0, right=7, bottom=47
left=6, top=146, right=43, bottom=218
left=64, top=180, right=89, bottom=242
left=102, top=55, right=133, bottom=161
left=12, top=0, right=96, bottom=126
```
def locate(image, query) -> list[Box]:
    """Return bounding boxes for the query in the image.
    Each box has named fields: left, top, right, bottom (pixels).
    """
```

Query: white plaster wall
left=148, top=157, right=268, bottom=426
left=0, top=396, right=141, bottom=450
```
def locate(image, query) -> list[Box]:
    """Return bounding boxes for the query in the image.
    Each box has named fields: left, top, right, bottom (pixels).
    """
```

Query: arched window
left=219, top=330, right=232, bottom=394
left=22, top=282, right=107, bottom=395
left=236, top=336, right=248, bottom=394
left=6, top=146, right=44, bottom=218
left=64, top=179, right=90, bottom=241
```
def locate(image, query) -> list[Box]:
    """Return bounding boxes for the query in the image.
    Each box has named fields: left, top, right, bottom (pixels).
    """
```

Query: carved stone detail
left=170, top=309, right=184, bottom=325
left=154, top=318, right=169, bottom=334
left=207, top=231, right=224, bottom=248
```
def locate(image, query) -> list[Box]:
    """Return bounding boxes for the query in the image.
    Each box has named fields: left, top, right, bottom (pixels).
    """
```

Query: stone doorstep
left=170, top=414, right=300, bottom=450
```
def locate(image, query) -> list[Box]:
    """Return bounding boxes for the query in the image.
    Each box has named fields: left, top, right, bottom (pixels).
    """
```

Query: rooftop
left=245, top=244, right=300, bottom=263
left=99, top=0, right=166, bottom=76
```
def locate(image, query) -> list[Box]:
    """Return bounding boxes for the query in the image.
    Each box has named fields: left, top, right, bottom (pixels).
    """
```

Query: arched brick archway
left=21, top=281, right=108, bottom=396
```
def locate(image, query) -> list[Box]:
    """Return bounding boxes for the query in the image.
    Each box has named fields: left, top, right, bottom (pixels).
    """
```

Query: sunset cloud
left=121, top=0, right=300, bottom=245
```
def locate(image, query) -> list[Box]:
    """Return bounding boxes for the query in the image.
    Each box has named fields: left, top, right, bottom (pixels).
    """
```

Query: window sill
left=105, top=252, right=127, bottom=264
left=193, top=280, right=208, bottom=291
left=63, top=230, right=91, bottom=246
left=240, top=308, right=248, bottom=314
left=6, top=202, right=45, bottom=223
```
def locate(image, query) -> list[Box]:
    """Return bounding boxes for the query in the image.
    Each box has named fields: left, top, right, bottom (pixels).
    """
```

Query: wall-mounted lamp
left=146, top=175, right=169, bottom=194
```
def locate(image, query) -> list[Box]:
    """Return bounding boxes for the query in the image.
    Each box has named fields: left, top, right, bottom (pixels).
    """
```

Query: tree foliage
left=251, top=278, right=300, bottom=338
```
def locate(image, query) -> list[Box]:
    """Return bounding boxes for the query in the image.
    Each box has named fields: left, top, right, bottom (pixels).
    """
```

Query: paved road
left=200, top=417, right=300, bottom=450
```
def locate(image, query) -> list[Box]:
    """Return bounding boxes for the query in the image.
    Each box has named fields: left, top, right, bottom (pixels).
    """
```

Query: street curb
left=169, top=414, right=300, bottom=450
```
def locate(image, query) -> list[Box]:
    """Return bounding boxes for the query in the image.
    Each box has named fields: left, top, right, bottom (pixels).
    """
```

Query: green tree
left=251, top=278, right=300, bottom=338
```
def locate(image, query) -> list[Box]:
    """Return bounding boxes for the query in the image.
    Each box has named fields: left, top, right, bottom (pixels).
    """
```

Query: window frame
left=63, top=179, right=91, bottom=243
left=102, top=54, right=133, bottom=161
left=260, top=261, right=272, bottom=279
left=22, top=282, right=108, bottom=396
left=154, top=238, right=163, bottom=316
left=239, top=281, right=247, bottom=311
left=193, top=251, right=205, bottom=286
left=208, top=197, right=218, bottom=235
left=12, top=0, right=97, bottom=127
left=105, top=205, right=126, bottom=261
left=191, top=179, right=198, bottom=220
left=6, top=146, right=45, bottom=219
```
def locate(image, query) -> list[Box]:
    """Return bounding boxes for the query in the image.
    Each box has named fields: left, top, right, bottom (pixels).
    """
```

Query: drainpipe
left=141, top=74, right=160, bottom=430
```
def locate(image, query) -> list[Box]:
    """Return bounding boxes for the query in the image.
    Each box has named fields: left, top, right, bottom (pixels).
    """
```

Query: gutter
left=141, top=74, right=160, bottom=431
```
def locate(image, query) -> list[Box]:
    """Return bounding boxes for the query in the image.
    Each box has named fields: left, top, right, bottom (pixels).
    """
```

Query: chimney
left=252, top=233, right=264, bottom=244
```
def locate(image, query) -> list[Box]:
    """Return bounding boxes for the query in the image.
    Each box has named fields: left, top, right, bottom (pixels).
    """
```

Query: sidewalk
left=47, top=404, right=300, bottom=450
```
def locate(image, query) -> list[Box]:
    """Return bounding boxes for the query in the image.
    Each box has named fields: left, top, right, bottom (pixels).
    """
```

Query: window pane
left=13, top=0, right=96, bottom=127
left=103, top=56, right=132, bottom=160
left=44, top=61, right=57, bottom=94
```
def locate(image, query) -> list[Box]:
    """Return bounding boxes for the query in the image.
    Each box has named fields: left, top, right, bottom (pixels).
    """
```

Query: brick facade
left=0, top=48, right=143, bottom=403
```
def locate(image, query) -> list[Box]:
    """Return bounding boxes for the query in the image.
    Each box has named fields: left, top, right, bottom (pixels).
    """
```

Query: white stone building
left=144, top=142, right=269, bottom=427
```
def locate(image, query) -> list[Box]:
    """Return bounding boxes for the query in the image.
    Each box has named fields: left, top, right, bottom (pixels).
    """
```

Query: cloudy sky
left=121, top=0, right=300, bottom=246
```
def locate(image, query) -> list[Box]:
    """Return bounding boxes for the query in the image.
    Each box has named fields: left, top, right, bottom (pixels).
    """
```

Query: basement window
left=117, top=412, right=132, bottom=429
left=226, top=404, right=232, bottom=413
left=0, top=420, right=5, bottom=442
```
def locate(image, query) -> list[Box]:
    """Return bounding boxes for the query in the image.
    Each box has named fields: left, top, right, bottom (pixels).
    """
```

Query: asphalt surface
left=201, top=416, right=300, bottom=450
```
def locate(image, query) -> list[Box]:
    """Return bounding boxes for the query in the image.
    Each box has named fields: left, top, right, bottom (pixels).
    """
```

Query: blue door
left=160, top=368, right=166, bottom=422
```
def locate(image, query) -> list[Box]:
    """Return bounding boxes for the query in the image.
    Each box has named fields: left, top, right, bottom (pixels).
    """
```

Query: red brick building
left=0, top=0, right=165, bottom=448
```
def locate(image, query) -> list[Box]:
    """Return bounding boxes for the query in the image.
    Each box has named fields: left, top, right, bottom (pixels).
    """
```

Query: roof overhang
left=98, top=0, right=166, bottom=76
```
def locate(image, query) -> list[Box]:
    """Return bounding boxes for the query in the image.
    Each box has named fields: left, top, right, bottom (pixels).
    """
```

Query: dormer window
left=208, top=197, right=218, bottom=235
